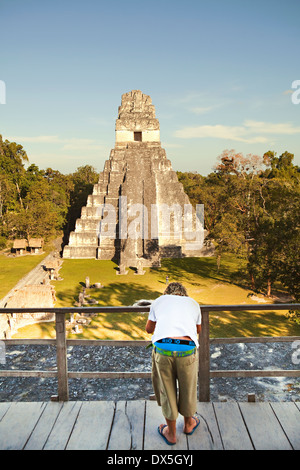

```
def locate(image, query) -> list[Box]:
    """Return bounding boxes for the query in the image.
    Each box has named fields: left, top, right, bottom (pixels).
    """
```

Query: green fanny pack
left=154, top=345, right=196, bottom=358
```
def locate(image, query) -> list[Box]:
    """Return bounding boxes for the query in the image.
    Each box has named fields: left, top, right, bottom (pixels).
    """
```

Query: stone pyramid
left=63, top=90, right=212, bottom=269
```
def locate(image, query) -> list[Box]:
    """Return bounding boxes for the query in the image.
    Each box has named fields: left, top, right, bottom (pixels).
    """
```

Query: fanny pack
left=154, top=345, right=196, bottom=357
left=154, top=338, right=196, bottom=358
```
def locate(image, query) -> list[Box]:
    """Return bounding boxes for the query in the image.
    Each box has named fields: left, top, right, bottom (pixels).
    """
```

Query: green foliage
left=178, top=149, right=300, bottom=300
left=65, top=165, right=99, bottom=233
left=0, top=135, right=98, bottom=243
left=285, top=309, right=300, bottom=326
left=0, top=235, right=6, bottom=249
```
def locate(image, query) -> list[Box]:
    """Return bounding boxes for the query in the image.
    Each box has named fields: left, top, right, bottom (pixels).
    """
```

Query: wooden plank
left=43, top=401, right=82, bottom=450
left=200, top=304, right=298, bottom=312
left=0, top=370, right=56, bottom=378
left=24, top=402, right=63, bottom=450
left=0, top=402, right=11, bottom=421
left=0, top=402, right=46, bottom=450
left=5, top=336, right=300, bottom=346
left=210, top=336, right=300, bottom=344
left=4, top=339, right=56, bottom=345
left=187, top=402, right=223, bottom=450
left=66, top=339, right=151, bottom=347
left=108, top=401, right=132, bottom=450
left=211, top=370, right=300, bottom=378
left=1, top=302, right=298, bottom=315
left=67, top=371, right=151, bottom=379
left=144, top=400, right=188, bottom=450
left=0, top=306, right=151, bottom=314
left=270, top=403, right=300, bottom=450
left=66, top=401, right=115, bottom=450
left=198, top=310, right=210, bottom=401
left=126, top=400, right=146, bottom=450
left=239, top=403, right=292, bottom=450
left=213, top=402, right=253, bottom=450
left=55, top=312, right=69, bottom=401
left=108, top=401, right=145, bottom=450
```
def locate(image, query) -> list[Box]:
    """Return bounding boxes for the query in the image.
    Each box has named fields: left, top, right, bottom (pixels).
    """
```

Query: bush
left=0, top=236, right=7, bottom=249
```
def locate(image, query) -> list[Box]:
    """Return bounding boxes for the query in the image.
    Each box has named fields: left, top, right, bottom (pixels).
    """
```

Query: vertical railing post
left=198, top=309, right=210, bottom=402
left=55, top=312, right=69, bottom=401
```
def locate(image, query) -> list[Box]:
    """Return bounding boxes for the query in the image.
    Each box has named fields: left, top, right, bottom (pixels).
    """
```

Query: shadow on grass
left=55, top=287, right=82, bottom=306
left=55, top=282, right=161, bottom=340
left=210, top=309, right=300, bottom=338
left=66, top=283, right=161, bottom=340
left=157, top=256, right=249, bottom=289
left=80, top=312, right=150, bottom=340
left=91, top=282, right=161, bottom=306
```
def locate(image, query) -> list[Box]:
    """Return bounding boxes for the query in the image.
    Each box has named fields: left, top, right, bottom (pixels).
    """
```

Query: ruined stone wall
left=0, top=285, right=56, bottom=339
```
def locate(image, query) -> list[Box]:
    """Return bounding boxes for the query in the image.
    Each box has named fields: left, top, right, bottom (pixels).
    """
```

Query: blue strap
left=154, top=339, right=195, bottom=352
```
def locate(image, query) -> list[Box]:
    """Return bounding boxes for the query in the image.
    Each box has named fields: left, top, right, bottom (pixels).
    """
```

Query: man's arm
left=196, top=324, right=201, bottom=334
left=146, top=320, right=156, bottom=334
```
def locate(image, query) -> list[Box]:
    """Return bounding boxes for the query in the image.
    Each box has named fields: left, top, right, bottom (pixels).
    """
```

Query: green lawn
left=53, top=255, right=257, bottom=306
left=12, top=255, right=300, bottom=340
left=0, top=253, right=47, bottom=299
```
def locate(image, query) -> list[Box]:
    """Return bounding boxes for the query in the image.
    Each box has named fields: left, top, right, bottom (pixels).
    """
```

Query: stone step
left=87, top=194, right=105, bottom=206
left=75, top=219, right=100, bottom=232
left=96, top=246, right=116, bottom=260
left=69, top=232, right=99, bottom=246
left=81, top=206, right=103, bottom=219
left=159, top=245, right=182, bottom=258
left=63, top=245, right=98, bottom=259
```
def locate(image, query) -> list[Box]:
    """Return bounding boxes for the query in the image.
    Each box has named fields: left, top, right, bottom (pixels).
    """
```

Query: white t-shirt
left=148, top=295, right=201, bottom=347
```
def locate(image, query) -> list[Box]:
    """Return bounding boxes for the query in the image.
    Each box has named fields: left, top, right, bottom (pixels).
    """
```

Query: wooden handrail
left=0, top=304, right=299, bottom=401
left=0, top=303, right=298, bottom=314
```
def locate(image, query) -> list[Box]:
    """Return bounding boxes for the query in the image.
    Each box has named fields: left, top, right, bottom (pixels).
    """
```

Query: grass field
left=11, top=255, right=300, bottom=340
left=0, top=253, right=47, bottom=300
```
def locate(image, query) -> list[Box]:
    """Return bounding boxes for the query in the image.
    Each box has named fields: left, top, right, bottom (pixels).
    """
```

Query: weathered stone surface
left=2, top=285, right=56, bottom=338
left=0, top=342, right=298, bottom=402
left=63, top=90, right=213, bottom=266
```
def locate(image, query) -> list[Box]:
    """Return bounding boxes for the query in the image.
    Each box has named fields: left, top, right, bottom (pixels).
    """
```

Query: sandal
left=184, top=416, right=200, bottom=435
left=157, top=424, right=176, bottom=445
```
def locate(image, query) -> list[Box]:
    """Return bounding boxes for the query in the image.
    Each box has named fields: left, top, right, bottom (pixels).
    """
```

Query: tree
left=179, top=149, right=299, bottom=300
left=65, top=165, right=99, bottom=234
left=247, top=151, right=300, bottom=296
left=0, top=135, right=28, bottom=215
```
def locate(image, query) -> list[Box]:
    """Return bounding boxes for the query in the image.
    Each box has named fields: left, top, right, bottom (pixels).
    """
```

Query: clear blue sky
left=1, top=0, right=299, bottom=175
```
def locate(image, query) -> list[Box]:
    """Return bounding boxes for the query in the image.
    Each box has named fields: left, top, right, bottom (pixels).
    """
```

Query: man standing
left=146, top=282, right=201, bottom=445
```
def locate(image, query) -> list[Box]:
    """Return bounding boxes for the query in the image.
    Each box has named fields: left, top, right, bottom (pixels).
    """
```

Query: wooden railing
left=0, top=304, right=299, bottom=402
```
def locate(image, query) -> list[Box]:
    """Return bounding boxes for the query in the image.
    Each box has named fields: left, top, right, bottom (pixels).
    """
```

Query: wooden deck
left=0, top=400, right=299, bottom=450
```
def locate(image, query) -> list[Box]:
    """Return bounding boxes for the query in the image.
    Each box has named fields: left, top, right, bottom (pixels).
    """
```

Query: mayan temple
left=63, top=90, right=212, bottom=270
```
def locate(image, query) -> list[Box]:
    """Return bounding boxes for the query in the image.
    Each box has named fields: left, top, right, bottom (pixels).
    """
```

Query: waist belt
left=157, top=338, right=195, bottom=346
left=154, top=345, right=196, bottom=358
